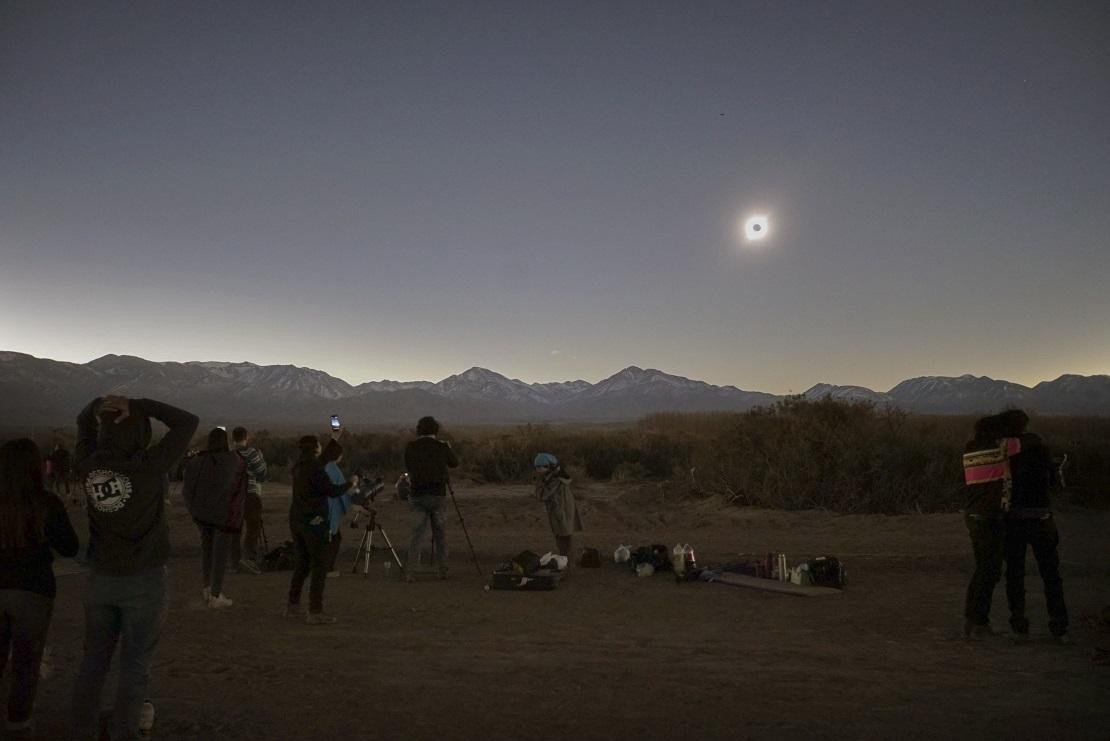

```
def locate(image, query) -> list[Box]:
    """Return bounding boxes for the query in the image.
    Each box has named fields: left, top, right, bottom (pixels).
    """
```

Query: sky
left=1, top=1, right=1108, bottom=394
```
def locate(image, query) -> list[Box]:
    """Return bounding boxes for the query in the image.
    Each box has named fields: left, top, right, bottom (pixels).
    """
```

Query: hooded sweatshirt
left=76, top=398, right=199, bottom=575
left=183, top=450, right=248, bottom=532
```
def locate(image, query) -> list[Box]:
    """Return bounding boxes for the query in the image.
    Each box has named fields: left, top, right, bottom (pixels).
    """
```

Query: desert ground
left=17, top=482, right=1110, bottom=740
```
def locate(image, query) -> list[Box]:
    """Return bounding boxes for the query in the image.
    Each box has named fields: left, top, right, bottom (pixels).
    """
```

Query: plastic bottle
left=683, top=544, right=697, bottom=571
left=671, top=544, right=686, bottom=576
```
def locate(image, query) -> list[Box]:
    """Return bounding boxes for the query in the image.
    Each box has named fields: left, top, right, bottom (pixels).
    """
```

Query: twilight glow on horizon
left=1, top=2, right=1108, bottom=393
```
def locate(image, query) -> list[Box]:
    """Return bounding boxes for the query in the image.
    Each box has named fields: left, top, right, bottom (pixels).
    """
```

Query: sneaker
left=207, top=593, right=234, bottom=609
left=238, top=559, right=262, bottom=575
left=139, top=701, right=155, bottom=735
left=283, top=604, right=304, bottom=619
left=326, top=570, right=340, bottom=579
left=305, top=612, right=337, bottom=625
left=202, top=586, right=211, bottom=602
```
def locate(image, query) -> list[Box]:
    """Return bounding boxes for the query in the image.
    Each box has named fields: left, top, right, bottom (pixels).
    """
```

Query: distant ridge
left=1, top=351, right=1107, bottom=425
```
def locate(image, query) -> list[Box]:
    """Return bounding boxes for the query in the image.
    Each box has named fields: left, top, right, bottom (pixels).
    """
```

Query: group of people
left=962, top=409, right=1069, bottom=642
left=278, top=414, right=584, bottom=620
left=0, top=394, right=1074, bottom=737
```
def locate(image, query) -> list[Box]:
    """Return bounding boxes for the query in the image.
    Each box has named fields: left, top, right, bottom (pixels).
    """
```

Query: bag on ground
left=261, top=541, right=297, bottom=572
left=511, top=550, right=542, bottom=576
left=804, top=556, right=846, bottom=589
left=579, top=547, right=601, bottom=568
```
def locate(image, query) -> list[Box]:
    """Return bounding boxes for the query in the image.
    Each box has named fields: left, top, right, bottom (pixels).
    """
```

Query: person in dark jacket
left=403, top=416, right=458, bottom=581
left=0, top=438, right=79, bottom=735
left=183, top=428, right=247, bottom=609
left=961, top=411, right=1020, bottom=640
left=997, top=410, right=1070, bottom=643
left=70, top=395, right=198, bottom=741
left=286, top=435, right=356, bottom=624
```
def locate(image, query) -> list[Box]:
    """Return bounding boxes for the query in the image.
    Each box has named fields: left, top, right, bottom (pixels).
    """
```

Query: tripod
left=350, top=507, right=406, bottom=577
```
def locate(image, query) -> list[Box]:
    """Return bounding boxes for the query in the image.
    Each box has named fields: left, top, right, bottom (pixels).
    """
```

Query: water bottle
left=671, top=544, right=686, bottom=576
left=683, top=544, right=698, bottom=571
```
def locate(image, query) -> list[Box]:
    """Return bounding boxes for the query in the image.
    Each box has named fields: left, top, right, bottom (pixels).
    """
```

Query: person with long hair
left=183, top=428, right=248, bottom=609
left=286, top=434, right=356, bottom=624
left=0, top=438, right=79, bottom=735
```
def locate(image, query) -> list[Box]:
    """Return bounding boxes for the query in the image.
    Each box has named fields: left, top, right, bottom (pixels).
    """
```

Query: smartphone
left=330, top=415, right=342, bottom=431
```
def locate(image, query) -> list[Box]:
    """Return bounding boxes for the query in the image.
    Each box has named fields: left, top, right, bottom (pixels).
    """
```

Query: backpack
left=804, top=556, right=847, bottom=589
left=511, top=550, right=542, bottom=576
left=630, top=544, right=672, bottom=572
left=261, top=541, right=297, bottom=572
left=579, top=547, right=601, bottom=568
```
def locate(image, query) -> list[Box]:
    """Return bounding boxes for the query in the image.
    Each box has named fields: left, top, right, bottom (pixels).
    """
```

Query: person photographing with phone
left=285, top=420, right=357, bottom=624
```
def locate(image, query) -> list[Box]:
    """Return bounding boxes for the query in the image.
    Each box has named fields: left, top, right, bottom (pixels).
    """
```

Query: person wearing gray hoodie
left=71, top=395, right=198, bottom=741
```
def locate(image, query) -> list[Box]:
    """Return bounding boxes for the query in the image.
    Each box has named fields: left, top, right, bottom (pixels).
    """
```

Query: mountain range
left=1, top=350, right=1108, bottom=426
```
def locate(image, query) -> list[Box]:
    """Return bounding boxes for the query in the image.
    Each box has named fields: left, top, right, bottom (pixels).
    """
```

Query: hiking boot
left=207, top=593, right=234, bottom=609
left=306, top=612, right=337, bottom=625
left=238, top=559, right=262, bottom=575
left=326, top=570, right=340, bottom=579
left=139, top=701, right=155, bottom=735
left=283, top=604, right=304, bottom=619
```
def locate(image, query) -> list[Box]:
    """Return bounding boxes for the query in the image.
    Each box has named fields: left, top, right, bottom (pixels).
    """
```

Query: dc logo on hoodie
left=84, top=470, right=134, bottom=513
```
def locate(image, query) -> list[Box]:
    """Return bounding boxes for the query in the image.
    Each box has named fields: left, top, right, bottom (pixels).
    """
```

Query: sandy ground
left=14, top=481, right=1110, bottom=740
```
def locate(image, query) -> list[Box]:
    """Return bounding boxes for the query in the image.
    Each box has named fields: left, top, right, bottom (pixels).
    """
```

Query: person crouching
left=533, top=454, right=582, bottom=563
left=183, top=428, right=247, bottom=609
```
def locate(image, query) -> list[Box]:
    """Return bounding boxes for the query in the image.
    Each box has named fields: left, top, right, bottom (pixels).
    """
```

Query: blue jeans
left=70, top=567, right=167, bottom=741
left=407, top=495, right=447, bottom=568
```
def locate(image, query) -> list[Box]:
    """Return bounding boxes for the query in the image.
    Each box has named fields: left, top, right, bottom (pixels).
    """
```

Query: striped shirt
left=234, top=446, right=268, bottom=497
